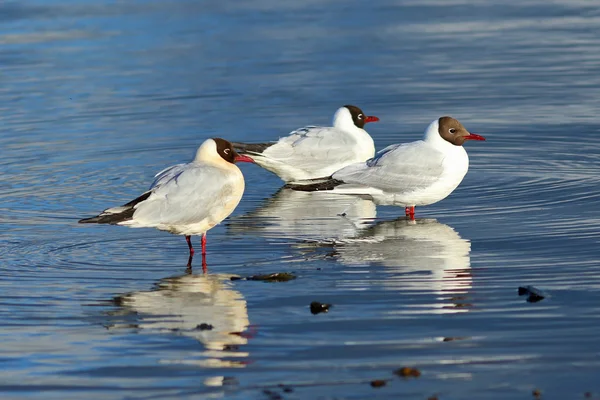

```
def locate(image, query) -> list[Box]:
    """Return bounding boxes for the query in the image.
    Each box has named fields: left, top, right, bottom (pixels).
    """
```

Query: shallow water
left=2, top=0, right=600, bottom=399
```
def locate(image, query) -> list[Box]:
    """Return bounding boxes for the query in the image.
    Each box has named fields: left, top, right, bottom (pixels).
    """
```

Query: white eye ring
left=224, top=148, right=231, bottom=154
left=358, top=114, right=364, bottom=119
left=449, top=128, right=456, bottom=134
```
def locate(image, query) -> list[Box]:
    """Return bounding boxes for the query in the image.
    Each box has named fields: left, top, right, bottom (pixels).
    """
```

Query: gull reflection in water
left=110, top=273, right=250, bottom=385
left=228, top=188, right=377, bottom=242
left=336, top=218, right=473, bottom=313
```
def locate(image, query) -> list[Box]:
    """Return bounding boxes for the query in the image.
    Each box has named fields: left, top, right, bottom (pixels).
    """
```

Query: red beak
left=464, top=133, right=486, bottom=141
left=365, top=116, right=379, bottom=123
left=235, top=154, right=255, bottom=163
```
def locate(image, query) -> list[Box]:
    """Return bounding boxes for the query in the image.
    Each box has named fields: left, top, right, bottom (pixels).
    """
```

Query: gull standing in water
left=233, top=105, right=379, bottom=182
left=79, top=138, right=253, bottom=269
left=287, top=117, right=485, bottom=219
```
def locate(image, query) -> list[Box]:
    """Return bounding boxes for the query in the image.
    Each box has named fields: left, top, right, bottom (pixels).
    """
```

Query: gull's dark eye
left=449, top=128, right=456, bottom=134
left=224, top=148, right=231, bottom=154
left=357, top=114, right=364, bottom=119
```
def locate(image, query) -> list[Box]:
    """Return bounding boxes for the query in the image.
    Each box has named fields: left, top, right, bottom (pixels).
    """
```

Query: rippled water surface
left=2, top=1, right=600, bottom=399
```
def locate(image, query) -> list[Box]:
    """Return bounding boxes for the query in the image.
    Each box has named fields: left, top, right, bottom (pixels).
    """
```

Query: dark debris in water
left=278, top=384, right=293, bottom=393
left=195, top=323, right=213, bottom=331
left=231, top=272, right=296, bottom=282
left=393, top=367, right=421, bottom=378
left=443, top=336, right=469, bottom=342
left=518, top=286, right=546, bottom=303
left=532, top=388, right=542, bottom=398
left=310, top=301, right=332, bottom=315
left=370, top=379, right=386, bottom=388
left=263, top=389, right=283, bottom=400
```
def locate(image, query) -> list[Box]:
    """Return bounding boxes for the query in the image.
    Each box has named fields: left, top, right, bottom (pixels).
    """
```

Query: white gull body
left=120, top=140, right=245, bottom=234
left=289, top=117, right=485, bottom=215
left=235, top=105, right=378, bottom=182
left=80, top=138, right=251, bottom=262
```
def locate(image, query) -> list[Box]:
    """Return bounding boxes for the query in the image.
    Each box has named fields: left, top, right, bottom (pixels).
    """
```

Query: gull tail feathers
left=78, top=191, right=151, bottom=224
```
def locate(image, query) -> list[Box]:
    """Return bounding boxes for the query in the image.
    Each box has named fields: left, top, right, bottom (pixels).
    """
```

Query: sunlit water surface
left=2, top=1, right=600, bottom=399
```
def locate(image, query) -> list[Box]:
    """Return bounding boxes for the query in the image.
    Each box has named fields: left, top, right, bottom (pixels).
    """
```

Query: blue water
left=2, top=1, right=600, bottom=399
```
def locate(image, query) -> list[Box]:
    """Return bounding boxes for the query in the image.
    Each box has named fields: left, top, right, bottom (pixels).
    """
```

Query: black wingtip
left=284, top=178, right=344, bottom=192
left=78, top=216, right=101, bottom=224
left=78, top=191, right=151, bottom=225
left=232, top=142, right=274, bottom=154
left=77, top=208, right=136, bottom=225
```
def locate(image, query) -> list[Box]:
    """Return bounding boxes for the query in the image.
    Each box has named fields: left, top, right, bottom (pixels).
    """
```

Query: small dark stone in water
left=195, top=323, right=213, bottom=331
left=370, top=379, right=386, bottom=388
left=247, top=272, right=296, bottom=282
left=310, top=301, right=332, bottom=314
left=263, top=389, right=283, bottom=400
left=585, top=392, right=593, bottom=398
left=518, top=286, right=546, bottom=303
left=393, top=367, right=421, bottom=378
left=338, top=212, right=347, bottom=217
left=443, top=336, right=468, bottom=342
left=223, top=344, right=239, bottom=351
left=222, top=376, right=238, bottom=386
left=232, top=273, right=296, bottom=282
left=112, top=296, right=125, bottom=306
left=278, top=384, right=293, bottom=393
left=532, top=388, right=542, bottom=398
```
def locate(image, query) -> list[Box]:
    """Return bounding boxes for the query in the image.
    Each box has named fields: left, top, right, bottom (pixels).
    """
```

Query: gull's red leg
left=201, top=233, right=207, bottom=255
left=405, top=206, right=415, bottom=220
left=186, top=235, right=195, bottom=255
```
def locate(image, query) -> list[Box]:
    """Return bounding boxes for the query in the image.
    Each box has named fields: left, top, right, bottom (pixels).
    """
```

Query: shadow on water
left=230, top=188, right=473, bottom=313
left=106, top=272, right=251, bottom=374
left=333, top=217, right=473, bottom=313
left=3, top=0, right=600, bottom=398
left=228, top=187, right=377, bottom=242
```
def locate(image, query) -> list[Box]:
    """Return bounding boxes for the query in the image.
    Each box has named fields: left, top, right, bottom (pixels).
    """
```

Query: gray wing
left=150, top=163, right=187, bottom=190
left=333, top=141, right=445, bottom=193
left=261, top=126, right=364, bottom=171
left=133, top=163, right=241, bottom=227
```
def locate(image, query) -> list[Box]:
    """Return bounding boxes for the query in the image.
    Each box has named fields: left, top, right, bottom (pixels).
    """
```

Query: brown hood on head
left=438, top=116, right=485, bottom=146
left=212, top=138, right=254, bottom=164
left=343, top=105, right=379, bottom=129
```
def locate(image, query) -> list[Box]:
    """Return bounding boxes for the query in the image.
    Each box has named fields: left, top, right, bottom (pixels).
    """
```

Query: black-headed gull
left=79, top=138, right=253, bottom=268
left=233, top=105, right=379, bottom=182
left=286, top=117, right=485, bottom=219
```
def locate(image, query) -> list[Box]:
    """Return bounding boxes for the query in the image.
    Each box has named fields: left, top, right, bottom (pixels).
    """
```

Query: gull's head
left=424, top=116, right=485, bottom=147
left=195, top=138, right=254, bottom=164
left=332, top=105, right=379, bottom=130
